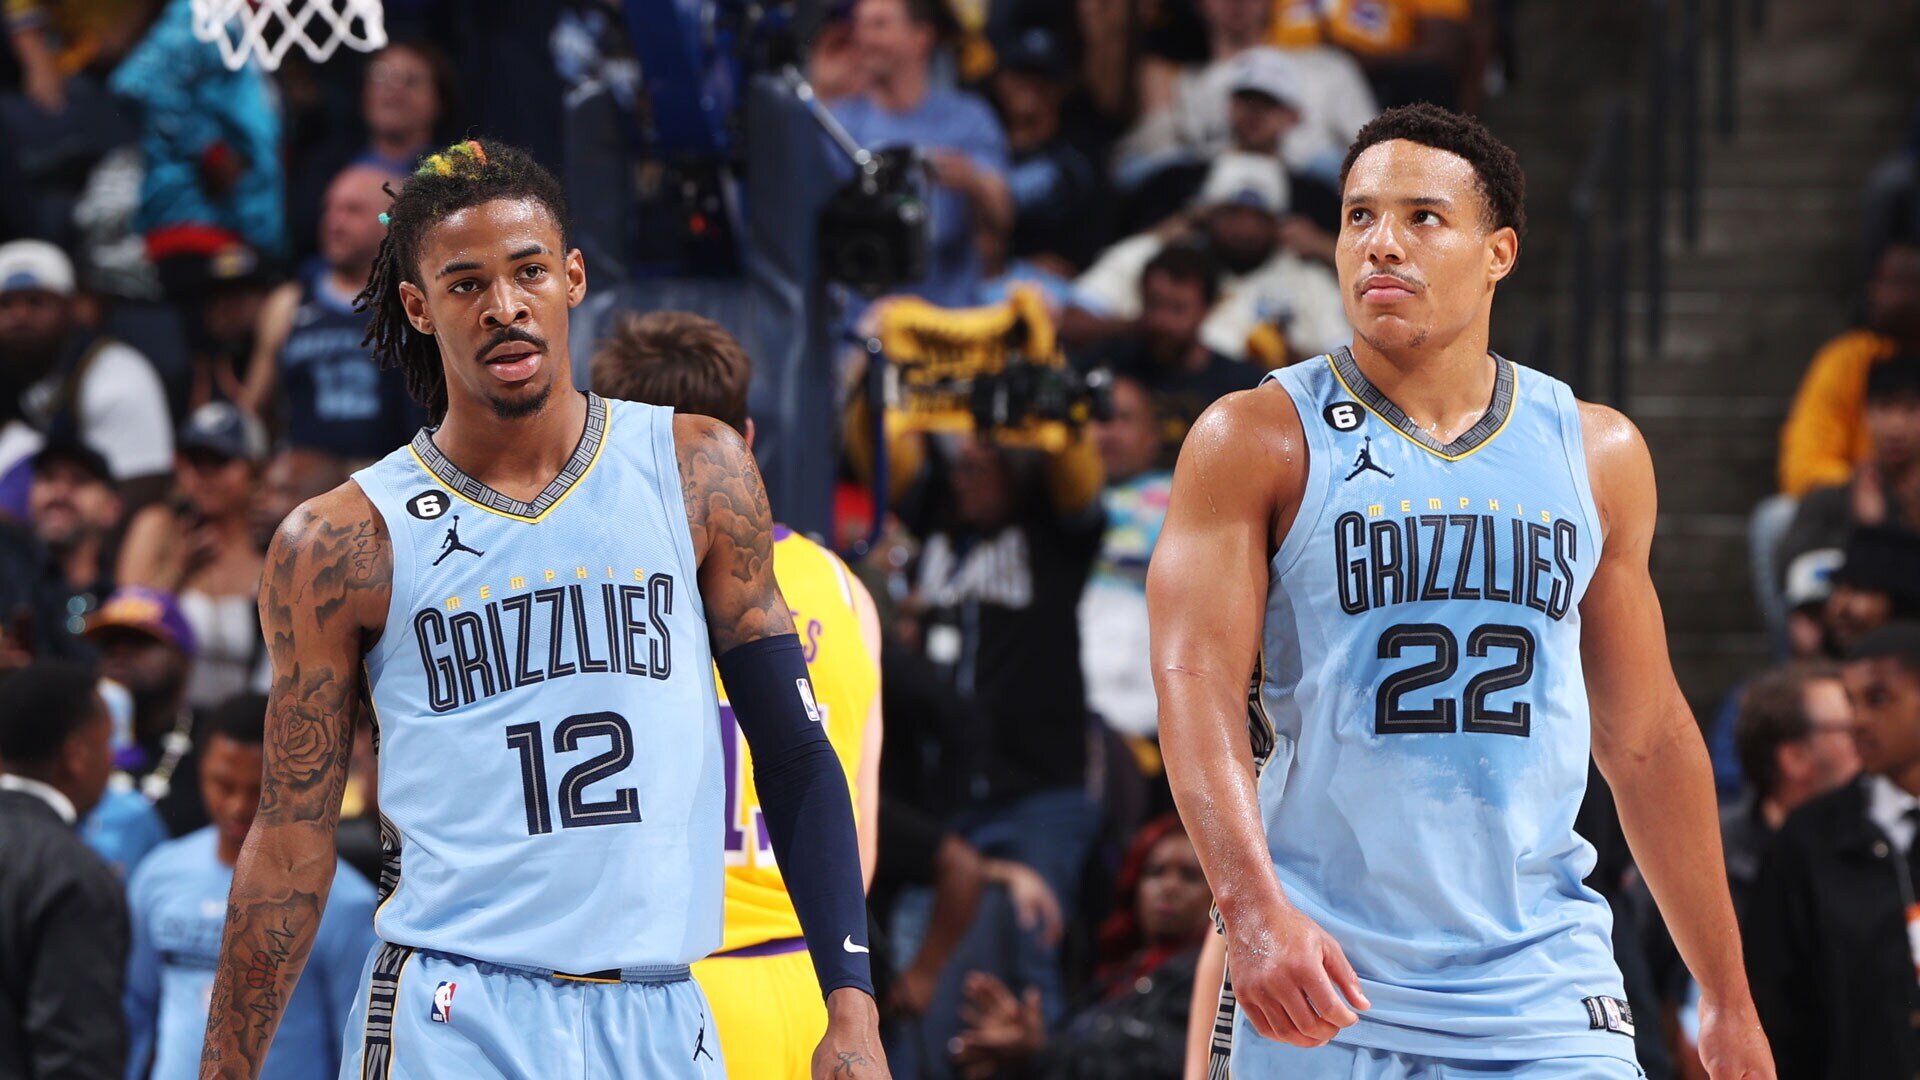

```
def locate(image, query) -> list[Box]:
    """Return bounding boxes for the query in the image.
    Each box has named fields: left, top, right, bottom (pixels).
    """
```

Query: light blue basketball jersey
left=351, top=395, right=725, bottom=974
left=125, top=827, right=376, bottom=1080
left=1249, top=350, right=1634, bottom=1063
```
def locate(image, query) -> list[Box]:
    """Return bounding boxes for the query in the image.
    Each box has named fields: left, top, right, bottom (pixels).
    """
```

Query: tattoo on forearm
left=202, top=498, right=388, bottom=1078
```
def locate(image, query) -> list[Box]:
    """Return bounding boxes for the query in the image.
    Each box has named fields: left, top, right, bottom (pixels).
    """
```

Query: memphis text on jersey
left=412, top=565, right=681, bottom=713
left=1334, top=497, right=1581, bottom=621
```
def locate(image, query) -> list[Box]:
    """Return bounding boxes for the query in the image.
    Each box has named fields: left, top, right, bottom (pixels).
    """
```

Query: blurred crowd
left=27, top=1, right=1920, bottom=1080
left=1708, top=100, right=1920, bottom=1079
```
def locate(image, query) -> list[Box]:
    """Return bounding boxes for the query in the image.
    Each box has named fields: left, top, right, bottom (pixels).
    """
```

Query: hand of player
left=1695, top=996, right=1775, bottom=1080
left=812, top=987, right=892, bottom=1079
left=984, top=858, right=1064, bottom=949
left=1224, top=897, right=1369, bottom=1048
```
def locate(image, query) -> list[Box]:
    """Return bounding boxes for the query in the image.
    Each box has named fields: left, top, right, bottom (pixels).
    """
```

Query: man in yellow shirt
left=1268, top=0, right=1472, bottom=108
left=1779, top=243, right=1920, bottom=496
left=590, top=310, right=884, bottom=1079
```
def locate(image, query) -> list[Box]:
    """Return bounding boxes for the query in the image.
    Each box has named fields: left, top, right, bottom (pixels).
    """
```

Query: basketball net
left=190, top=0, right=387, bottom=71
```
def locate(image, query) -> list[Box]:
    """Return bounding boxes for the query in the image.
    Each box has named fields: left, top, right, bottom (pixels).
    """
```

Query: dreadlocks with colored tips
left=355, top=138, right=570, bottom=421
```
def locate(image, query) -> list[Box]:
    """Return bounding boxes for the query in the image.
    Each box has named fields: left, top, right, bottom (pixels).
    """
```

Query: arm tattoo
left=201, top=493, right=389, bottom=1079
left=675, top=417, right=795, bottom=653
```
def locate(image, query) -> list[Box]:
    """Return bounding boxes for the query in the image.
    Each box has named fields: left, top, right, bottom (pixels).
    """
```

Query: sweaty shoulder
left=263, top=479, right=393, bottom=644
left=1576, top=400, right=1654, bottom=545
left=1179, top=381, right=1310, bottom=526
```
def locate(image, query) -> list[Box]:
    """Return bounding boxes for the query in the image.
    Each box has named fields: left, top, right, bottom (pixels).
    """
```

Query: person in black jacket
left=0, top=661, right=128, bottom=1079
left=1748, top=621, right=1920, bottom=1078
left=950, top=814, right=1212, bottom=1079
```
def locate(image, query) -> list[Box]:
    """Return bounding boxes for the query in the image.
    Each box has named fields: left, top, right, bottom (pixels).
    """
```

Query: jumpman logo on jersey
left=692, top=1017, right=713, bottom=1062
left=1345, top=436, right=1395, bottom=481
left=432, top=515, right=485, bottom=566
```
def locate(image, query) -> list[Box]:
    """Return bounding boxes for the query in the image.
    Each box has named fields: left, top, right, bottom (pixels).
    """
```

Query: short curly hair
left=1340, top=103, right=1527, bottom=238
left=356, top=139, right=570, bottom=422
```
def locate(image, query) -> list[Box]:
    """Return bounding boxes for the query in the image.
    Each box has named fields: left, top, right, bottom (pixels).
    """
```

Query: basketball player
left=588, top=310, right=884, bottom=1078
left=1148, top=105, right=1774, bottom=1078
left=197, top=140, right=887, bottom=1079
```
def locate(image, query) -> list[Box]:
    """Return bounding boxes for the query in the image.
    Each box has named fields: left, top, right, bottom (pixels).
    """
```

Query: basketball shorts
left=339, top=943, right=725, bottom=1079
left=1228, top=1039, right=1647, bottom=1079
left=692, top=938, right=824, bottom=1080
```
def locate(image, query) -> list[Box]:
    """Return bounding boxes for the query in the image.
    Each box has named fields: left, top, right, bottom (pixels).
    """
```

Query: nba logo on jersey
left=796, top=678, right=822, bottom=724
left=430, top=981, right=456, bottom=1024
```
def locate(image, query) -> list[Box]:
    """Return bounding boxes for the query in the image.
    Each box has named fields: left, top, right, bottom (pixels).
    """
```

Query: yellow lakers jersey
left=715, top=527, right=878, bottom=952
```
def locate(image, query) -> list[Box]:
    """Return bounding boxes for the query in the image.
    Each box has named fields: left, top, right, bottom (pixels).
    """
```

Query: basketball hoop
left=190, top=0, right=387, bottom=72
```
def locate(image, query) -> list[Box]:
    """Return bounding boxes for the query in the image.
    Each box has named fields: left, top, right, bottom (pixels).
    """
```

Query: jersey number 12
left=504, top=712, right=643, bottom=834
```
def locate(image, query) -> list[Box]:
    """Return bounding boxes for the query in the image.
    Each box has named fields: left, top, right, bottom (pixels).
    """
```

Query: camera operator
left=844, top=379, right=1105, bottom=1051
left=831, top=0, right=1013, bottom=308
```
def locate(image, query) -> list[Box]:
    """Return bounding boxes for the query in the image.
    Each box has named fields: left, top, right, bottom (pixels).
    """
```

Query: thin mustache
left=1354, top=270, right=1423, bottom=297
left=475, top=327, right=547, bottom=365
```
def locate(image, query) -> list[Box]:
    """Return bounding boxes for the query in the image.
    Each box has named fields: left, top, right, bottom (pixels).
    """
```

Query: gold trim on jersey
left=1326, top=349, right=1519, bottom=462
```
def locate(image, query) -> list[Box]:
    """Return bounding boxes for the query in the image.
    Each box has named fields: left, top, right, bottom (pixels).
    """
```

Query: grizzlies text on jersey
left=350, top=395, right=726, bottom=975
left=1240, top=349, right=1632, bottom=1064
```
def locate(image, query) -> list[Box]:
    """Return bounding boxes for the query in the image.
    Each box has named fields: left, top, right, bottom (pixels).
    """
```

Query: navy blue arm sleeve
left=715, top=633, right=875, bottom=1000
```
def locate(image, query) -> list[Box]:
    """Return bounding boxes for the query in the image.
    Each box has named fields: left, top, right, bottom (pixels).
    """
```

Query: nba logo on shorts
left=796, top=678, right=822, bottom=724
left=430, top=981, right=457, bottom=1024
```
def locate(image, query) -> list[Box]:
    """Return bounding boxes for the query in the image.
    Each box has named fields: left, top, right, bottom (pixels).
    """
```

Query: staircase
left=1484, top=0, right=1918, bottom=710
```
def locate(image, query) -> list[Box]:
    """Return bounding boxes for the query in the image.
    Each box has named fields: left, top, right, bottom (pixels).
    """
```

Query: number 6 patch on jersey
left=407, top=490, right=450, bottom=520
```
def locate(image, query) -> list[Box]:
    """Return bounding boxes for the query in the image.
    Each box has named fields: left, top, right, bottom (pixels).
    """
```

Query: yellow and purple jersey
left=714, top=527, right=877, bottom=954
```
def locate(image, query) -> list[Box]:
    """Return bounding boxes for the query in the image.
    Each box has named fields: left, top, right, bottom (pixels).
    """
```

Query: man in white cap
left=1068, top=153, right=1348, bottom=364
left=0, top=240, right=175, bottom=510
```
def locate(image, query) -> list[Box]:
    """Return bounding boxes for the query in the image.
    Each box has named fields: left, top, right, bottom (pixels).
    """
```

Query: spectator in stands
left=1078, top=245, right=1261, bottom=438
left=1125, top=0, right=1272, bottom=160
left=1860, top=102, right=1920, bottom=289
left=1749, top=623, right=1920, bottom=1078
left=871, top=797, right=1063, bottom=1023
left=1227, top=51, right=1345, bottom=248
left=86, top=586, right=202, bottom=837
left=118, top=402, right=266, bottom=711
left=286, top=39, right=457, bottom=266
left=80, top=677, right=170, bottom=880
left=950, top=814, right=1211, bottom=1079
left=249, top=448, right=348, bottom=557
left=1779, top=243, right=1920, bottom=498
left=843, top=396, right=1104, bottom=1047
left=108, top=0, right=285, bottom=281
left=990, top=29, right=1104, bottom=273
left=1780, top=549, right=1844, bottom=660
left=833, top=0, right=1013, bottom=308
left=26, top=437, right=120, bottom=642
left=1269, top=0, right=1474, bottom=110
left=124, top=693, right=376, bottom=1080
left=1778, top=356, right=1920, bottom=577
left=242, top=164, right=422, bottom=462
left=1070, top=153, right=1348, bottom=364
left=179, top=241, right=276, bottom=414
left=1824, top=526, right=1920, bottom=656
left=1724, top=663, right=1859, bottom=924
left=1080, top=375, right=1174, bottom=741
left=0, top=240, right=174, bottom=509
left=0, top=661, right=127, bottom=1079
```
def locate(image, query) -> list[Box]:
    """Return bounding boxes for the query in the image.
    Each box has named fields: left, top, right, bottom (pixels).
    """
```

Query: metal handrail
left=1559, top=0, right=1765, bottom=407
left=1568, top=99, right=1632, bottom=405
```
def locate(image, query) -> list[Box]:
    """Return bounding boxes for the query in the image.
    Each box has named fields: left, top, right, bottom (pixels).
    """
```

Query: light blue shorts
left=339, top=943, right=726, bottom=1079
left=1227, top=1039, right=1646, bottom=1079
